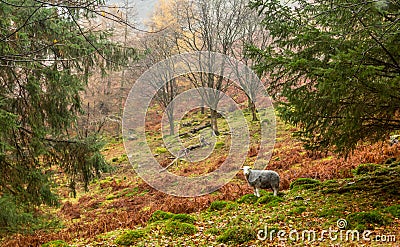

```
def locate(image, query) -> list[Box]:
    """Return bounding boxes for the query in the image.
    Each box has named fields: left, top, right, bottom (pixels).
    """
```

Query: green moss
left=384, top=204, right=400, bottom=218
left=389, top=161, right=400, bottom=167
left=209, top=200, right=228, bottom=211
left=290, top=178, right=321, bottom=190
left=148, top=210, right=174, bottom=223
left=205, top=227, right=221, bottom=235
left=216, top=226, right=255, bottom=244
left=115, top=229, right=147, bottom=246
left=214, top=141, right=225, bottom=149
left=318, top=207, right=344, bottom=218
left=346, top=211, right=391, bottom=229
left=125, top=187, right=139, bottom=197
left=257, top=194, right=284, bottom=206
left=42, top=240, right=69, bottom=247
left=164, top=221, right=197, bottom=236
left=171, top=214, right=196, bottom=224
left=155, top=147, right=168, bottom=154
left=289, top=206, right=307, bottom=215
left=353, top=163, right=381, bottom=175
left=237, top=194, right=258, bottom=204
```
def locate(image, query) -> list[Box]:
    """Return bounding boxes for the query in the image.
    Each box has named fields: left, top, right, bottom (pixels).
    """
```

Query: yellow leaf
left=53, top=39, right=58, bottom=44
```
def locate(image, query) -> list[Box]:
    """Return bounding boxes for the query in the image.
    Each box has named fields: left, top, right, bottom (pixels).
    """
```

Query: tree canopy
left=249, top=0, right=400, bottom=153
left=0, top=0, right=135, bottom=226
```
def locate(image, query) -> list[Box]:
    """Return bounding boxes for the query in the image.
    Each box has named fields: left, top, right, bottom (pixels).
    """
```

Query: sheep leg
left=273, top=187, right=278, bottom=196
left=255, top=188, right=260, bottom=197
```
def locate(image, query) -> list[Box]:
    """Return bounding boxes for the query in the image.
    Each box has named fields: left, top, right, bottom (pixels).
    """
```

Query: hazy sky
left=108, top=0, right=158, bottom=29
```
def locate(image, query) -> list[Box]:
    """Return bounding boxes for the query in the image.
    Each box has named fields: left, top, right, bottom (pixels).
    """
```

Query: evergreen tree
left=248, top=0, right=400, bottom=153
left=0, top=0, right=135, bottom=221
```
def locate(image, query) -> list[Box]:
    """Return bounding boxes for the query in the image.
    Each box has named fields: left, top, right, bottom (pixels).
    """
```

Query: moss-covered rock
left=346, top=211, right=391, bottom=229
left=115, top=229, right=147, bottom=246
left=171, top=214, right=196, bottom=224
left=209, top=200, right=228, bottom=211
left=290, top=178, right=321, bottom=190
left=216, top=226, right=255, bottom=244
left=353, top=163, right=381, bottom=175
left=148, top=210, right=174, bottom=223
left=164, top=221, right=197, bottom=236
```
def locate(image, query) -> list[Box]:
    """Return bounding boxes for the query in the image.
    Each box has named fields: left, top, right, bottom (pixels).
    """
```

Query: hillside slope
left=2, top=114, right=400, bottom=246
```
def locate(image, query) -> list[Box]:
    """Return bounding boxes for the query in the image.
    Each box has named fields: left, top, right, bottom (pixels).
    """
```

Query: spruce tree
left=0, top=0, right=135, bottom=223
left=249, top=0, right=400, bottom=153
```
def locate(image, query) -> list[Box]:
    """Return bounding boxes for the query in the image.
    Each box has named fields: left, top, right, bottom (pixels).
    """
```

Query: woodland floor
left=1, top=110, right=400, bottom=247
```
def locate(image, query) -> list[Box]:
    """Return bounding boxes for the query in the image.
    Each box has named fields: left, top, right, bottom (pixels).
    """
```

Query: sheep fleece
left=247, top=171, right=279, bottom=189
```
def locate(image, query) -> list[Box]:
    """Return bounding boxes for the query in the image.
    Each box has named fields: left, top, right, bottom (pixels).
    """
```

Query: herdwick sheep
left=242, top=166, right=280, bottom=197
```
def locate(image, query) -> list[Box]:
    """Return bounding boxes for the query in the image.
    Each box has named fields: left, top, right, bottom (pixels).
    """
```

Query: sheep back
left=247, top=170, right=280, bottom=189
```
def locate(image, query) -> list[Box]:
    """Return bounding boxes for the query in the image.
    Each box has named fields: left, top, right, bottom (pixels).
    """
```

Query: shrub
left=0, top=195, right=34, bottom=232
left=216, top=226, right=255, bottom=244
left=289, top=178, right=321, bottom=190
left=42, top=240, right=69, bottom=247
left=115, top=229, right=146, bottom=246
left=148, top=210, right=174, bottom=223
left=209, top=200, right=228, bottom=211
left=164, top=221, right=197, bottom=236
left=171, top=214, right=196, bottom=224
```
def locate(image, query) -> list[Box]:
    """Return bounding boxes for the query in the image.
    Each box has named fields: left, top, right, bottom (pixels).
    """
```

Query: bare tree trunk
left=201, top=97, right=205, bottom=114
left=210, top=108, right=220, bottom=135
left=248, top=97, right=258, bottom=121
left=167, top=109, right=175, bottom=136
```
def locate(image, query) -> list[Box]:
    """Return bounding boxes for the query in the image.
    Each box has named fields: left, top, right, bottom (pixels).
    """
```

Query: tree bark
left=167, top=109, right=175, bottom=136
left=248, top=97, right=258, bottom=121
left=210, top=109, right=220, bottom=135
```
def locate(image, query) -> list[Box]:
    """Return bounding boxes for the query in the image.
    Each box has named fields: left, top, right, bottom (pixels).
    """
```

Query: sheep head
left=242, top=166, right=251, bottom=176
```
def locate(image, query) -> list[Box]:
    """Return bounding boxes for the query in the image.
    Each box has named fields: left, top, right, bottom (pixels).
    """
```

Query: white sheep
left=242, top=166, right=280, bottom=197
